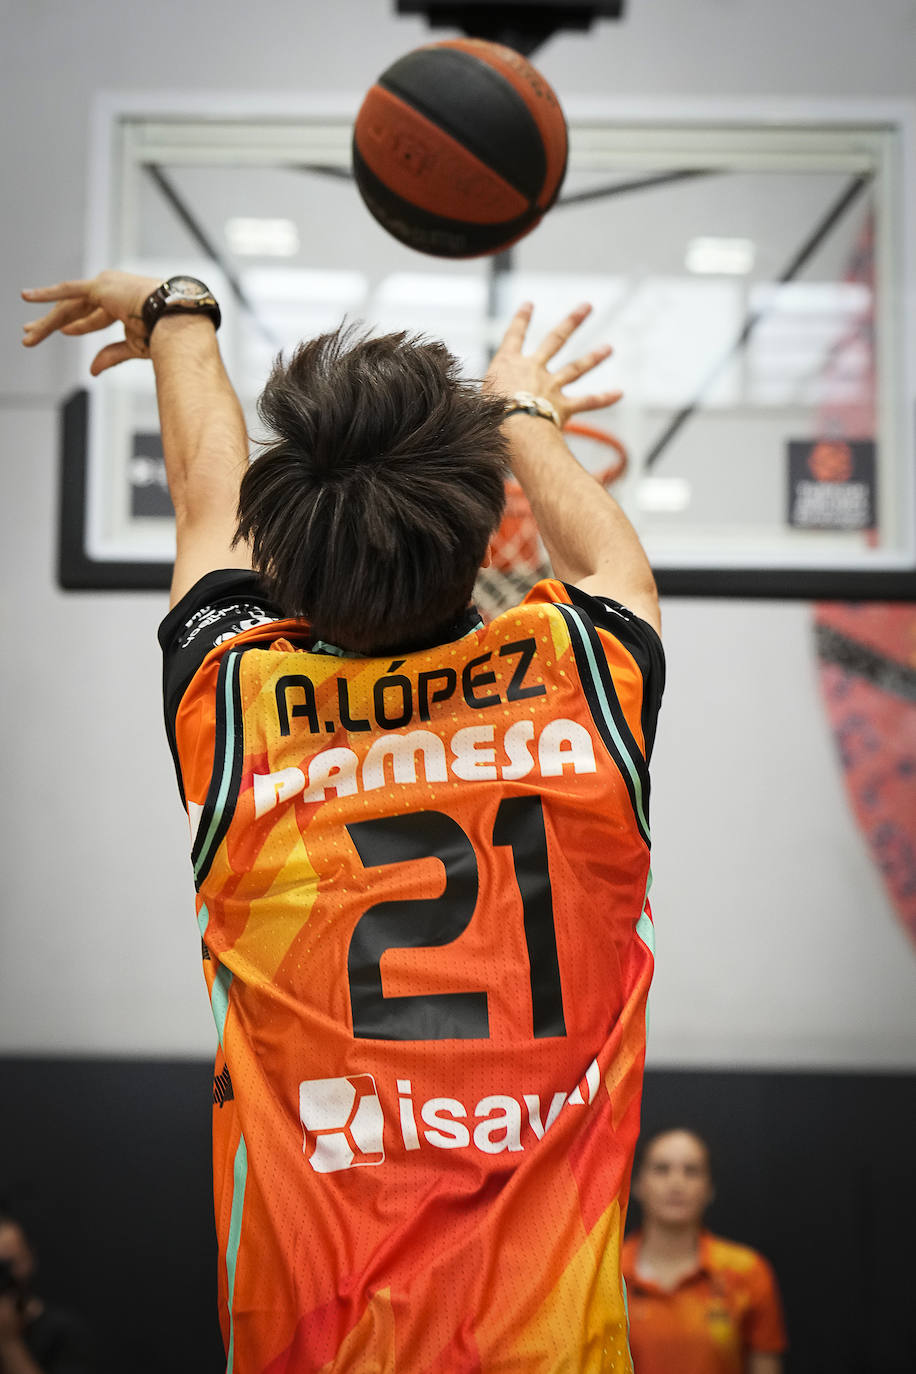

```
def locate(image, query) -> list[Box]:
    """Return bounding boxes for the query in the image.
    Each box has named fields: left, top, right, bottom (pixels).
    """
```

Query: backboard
left=61, top=95, right=916, bottom=600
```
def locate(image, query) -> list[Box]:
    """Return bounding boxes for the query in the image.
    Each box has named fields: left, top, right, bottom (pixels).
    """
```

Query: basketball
left=352, top=39, right=568, bottom=258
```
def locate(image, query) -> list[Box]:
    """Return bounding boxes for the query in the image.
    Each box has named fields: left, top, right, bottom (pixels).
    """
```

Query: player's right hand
left=21, top=269, right=160, bottom=374
left=484, top=301, right=622, bottom=427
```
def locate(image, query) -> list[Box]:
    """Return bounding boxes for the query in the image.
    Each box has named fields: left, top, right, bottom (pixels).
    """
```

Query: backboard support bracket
left=394, top=1, right=625, bottom=55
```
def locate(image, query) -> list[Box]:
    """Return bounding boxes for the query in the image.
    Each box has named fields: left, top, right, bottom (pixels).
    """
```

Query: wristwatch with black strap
left=141, top=275, right=221, bottom=340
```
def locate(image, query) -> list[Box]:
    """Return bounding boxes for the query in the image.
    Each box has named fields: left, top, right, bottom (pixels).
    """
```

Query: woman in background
left=622, top=1129, right=786, bottom=1374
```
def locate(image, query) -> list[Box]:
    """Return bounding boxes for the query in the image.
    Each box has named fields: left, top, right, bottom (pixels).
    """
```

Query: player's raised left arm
left=485, top=302, right=660, bottom=635
left=22, top=270, right=251, bottom=607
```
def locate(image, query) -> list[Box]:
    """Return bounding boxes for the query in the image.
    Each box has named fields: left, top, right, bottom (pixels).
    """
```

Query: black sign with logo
left=787, top=438, right=877, bottom=531
left=130, top=430, right=173, bottom=518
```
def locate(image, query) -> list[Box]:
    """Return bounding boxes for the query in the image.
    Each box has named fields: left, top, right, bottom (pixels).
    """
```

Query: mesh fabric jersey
left=162, top=574, right=664, bottom=1374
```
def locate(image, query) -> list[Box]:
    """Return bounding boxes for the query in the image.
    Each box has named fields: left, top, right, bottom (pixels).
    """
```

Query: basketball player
left=23, top=269, right=663, bottom=1373
left=623, top=1129, right=787, bottom=1374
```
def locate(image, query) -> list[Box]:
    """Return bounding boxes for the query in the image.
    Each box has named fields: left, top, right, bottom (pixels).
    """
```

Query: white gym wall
left=2, top=0, right=915, bottom=1067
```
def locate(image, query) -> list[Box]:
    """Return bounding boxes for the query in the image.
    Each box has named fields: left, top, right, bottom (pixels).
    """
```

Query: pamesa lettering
left=254, top=719, right=597, bottom=815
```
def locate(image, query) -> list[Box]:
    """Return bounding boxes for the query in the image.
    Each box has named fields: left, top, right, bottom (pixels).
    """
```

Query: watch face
left=142, top=276, right=221, bottom=335
left=164, top=275, right=211, bottom=305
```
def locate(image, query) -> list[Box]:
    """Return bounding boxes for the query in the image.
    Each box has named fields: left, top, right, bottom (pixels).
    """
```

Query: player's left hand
left=484, top=301, right=622, bottom=426
left=21, top=269, right=160, bottom=374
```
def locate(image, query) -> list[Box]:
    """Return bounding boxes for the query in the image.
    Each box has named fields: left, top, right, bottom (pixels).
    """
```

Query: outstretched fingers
left=22, top=272, right=158, bottom=371
left=495, top=301, right=534, bottom=356
left=61, top=307, right=116, bottom=337
left=21, top=280, right=96, bottom=304
left=564, top=388, right=624, bottom=416
left=553, top=343, right=613, bottom=388
left=22, top=296, right=97, bottom=346
left=533, top=302, right=592, bottom=364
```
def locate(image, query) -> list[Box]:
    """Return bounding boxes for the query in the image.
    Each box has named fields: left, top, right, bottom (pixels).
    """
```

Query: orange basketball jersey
left=163, top=573, right=664, bottom=1374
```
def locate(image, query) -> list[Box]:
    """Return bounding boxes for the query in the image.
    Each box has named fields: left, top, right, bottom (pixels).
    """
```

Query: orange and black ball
left=353, top=39, right=568, bottom=258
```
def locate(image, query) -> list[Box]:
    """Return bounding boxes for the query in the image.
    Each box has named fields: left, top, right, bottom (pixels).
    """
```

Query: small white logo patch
left=299, top=1074, right=385, bottom=1173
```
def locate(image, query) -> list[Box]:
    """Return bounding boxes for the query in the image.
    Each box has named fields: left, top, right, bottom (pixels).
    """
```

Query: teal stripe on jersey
left=636, top=873, right=655, bottom=1039
left=199, top=902, right=232, bottom=1047
left=564, top=608, right=650, bottom=840
left=200, top=900, right=243, bottom=1366
left=225, top=1134, right=249, bottom=1374
left=194, top=652, right=241, bottom=884
left=211, top=964, right=233, bottom=1049
left=637, top=868, right=654, bottom=949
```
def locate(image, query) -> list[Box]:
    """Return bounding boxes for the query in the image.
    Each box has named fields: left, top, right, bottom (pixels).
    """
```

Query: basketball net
left=474, top=422, right=628, bottom=619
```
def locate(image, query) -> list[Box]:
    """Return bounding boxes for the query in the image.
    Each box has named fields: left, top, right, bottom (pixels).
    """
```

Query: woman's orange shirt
left=622, top=1231, right=787, bottom=1374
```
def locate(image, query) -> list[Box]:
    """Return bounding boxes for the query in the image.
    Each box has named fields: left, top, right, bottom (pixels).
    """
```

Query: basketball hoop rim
left=505, top=422, right=627, bottom=489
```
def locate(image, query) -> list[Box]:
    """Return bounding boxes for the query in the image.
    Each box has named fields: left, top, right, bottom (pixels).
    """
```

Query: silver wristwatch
left=503, top=391, right=561, bottom=427
left=141, top=275, right=221, bottom=339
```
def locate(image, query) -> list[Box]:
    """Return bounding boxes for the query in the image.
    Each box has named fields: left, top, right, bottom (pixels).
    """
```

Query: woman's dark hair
left=236, top=324, right=510, bottom=653
left=634, top=1127, right=713, bottom=1178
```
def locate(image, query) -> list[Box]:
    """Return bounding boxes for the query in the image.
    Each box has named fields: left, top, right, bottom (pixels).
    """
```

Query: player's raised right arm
left=485, top=303, right=660, bottom=635
left=22, top=270, right=251, bottom=608
left=146, top=312, right=252, bottom=607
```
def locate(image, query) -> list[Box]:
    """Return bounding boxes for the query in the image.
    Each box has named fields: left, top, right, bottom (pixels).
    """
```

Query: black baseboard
left=1, top=1058, right=914, bottom=1373
left=0, top=1059, right=222, bottom=1372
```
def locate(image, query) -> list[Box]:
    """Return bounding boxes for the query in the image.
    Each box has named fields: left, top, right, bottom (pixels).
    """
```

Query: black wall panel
left=1, top=1059, right=914, bottom=1373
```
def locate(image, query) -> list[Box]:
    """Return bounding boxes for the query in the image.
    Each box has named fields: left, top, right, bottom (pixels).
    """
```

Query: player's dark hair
left=236, top=325, right=510, bottom=653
